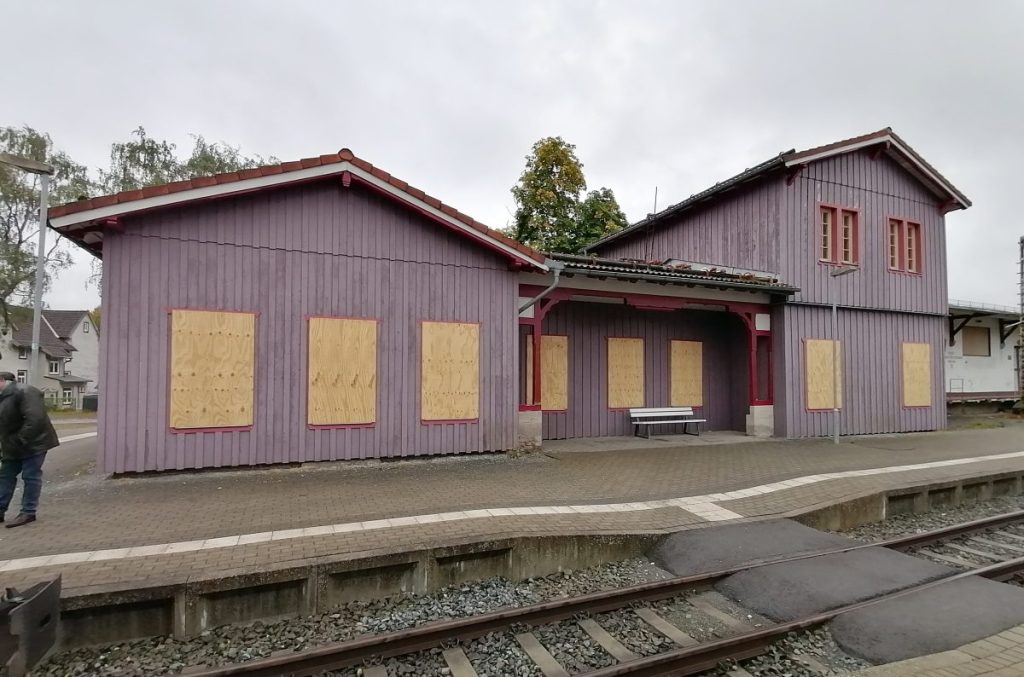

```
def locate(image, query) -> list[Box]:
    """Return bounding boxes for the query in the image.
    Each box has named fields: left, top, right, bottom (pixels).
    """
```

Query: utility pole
left=0, top=153, right=55, bottom=388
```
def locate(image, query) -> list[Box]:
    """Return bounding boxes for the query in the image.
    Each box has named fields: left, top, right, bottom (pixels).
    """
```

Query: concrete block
left=516, top=409, right=542, bottom=452
left=745, top=405, right=774, bottom=438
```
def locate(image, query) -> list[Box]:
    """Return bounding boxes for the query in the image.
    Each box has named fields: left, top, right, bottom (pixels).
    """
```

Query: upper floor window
left=819, top=206, right=858, bottom=265
left=888, top=218, right=922, bottom=273
left=16, top=370, right=26, bottom=384
left=17, top=347, right=27, bottom=360
left=83, top=321, right=90, bottom=333
left=48, top=359, right=60, bottom=375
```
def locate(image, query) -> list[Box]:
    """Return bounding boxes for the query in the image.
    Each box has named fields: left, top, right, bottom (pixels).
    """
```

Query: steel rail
left=577, top=555, right=1024, bottom=676
left=187, top=509, right=1024, bottom=677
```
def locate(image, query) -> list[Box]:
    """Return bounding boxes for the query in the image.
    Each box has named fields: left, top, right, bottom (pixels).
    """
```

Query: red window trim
left=885, top=217, right=923, bottom=276
left=817, top=203, right=860, bottom=266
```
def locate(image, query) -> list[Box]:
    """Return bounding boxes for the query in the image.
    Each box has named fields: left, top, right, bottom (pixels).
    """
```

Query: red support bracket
left=340, top=170, right=352, bottom=188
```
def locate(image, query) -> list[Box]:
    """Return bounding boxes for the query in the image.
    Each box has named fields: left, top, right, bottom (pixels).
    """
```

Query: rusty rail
left=187, top=509, right=1024, bottom=677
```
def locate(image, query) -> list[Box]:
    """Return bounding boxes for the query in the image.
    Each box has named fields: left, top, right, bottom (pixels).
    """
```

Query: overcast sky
left=3, top=0, right=1021, bottom=309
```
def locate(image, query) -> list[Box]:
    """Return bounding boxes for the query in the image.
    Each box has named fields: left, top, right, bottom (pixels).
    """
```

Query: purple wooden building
left=50, top=128, right=969, bottom=473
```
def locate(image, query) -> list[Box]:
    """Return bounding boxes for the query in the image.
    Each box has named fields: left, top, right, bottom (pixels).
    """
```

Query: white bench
left=628, top=407, right=706, bottom=438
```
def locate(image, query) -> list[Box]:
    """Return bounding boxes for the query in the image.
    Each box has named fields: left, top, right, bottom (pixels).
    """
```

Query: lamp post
left=0, top=152, right=55, bottom=388
left=830, top=265, right=858, bottom=444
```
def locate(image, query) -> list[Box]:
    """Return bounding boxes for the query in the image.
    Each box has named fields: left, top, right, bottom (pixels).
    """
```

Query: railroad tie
left=997, top=531, right=1024, bottom=544
left=688, top=592, right=752, bottom=630
left=726, top=668, right=754, bottom=677
left=918, top=549, right=982, bottom=569
left=362, top=666, right=389, bottom=677
left=946, top=542, right=1004, bottom=560
left=633, top=608, right=698, bottom=647
left=970, top=536, right=1024, bottom=555
left=577, top=618, right=637, bottom=663
left=515, top=632, right=570, bottom=677
left=441, top=647, right=479, bottom=677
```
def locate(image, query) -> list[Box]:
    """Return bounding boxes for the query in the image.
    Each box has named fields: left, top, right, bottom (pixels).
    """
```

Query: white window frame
left=18, top=347, right=27, bottom=360
left=48, top=359, right=60, bottom=375
left=16, top=370, right=26, bottom=384
left=62, top=387, right=73, bottom=405
left=83, top=321, right=90, bottom=333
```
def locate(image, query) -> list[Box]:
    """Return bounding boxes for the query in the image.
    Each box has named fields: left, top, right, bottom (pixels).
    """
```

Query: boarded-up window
left=541, top=335, right=568, bottom=411
left=169, top=309, right=256, bottom=430
left=962, top=326, right=991, bottom=357
left=670, top=340, right=703, bottom=407
left=421, top=321, right=479, bottom=421
left=805, top=339, right=842, bottom=410
left=903, top=342, right=932, bottom=407
left=307, top=317, right=377, bottom=426
left=607, top=337, right=644, bottom=409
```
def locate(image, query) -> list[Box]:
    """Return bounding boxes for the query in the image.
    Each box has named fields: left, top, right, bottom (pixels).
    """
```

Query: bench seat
left=628, top=407, right=706, bottom=438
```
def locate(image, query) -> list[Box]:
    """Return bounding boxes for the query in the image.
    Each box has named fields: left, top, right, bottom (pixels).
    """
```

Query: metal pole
left=832, top=293, right=839, bottom=445
left=29, top=174, right=49, bottom=388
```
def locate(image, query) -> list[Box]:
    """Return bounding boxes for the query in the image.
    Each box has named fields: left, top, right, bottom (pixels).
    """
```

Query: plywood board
left=308, top=317, right=377, bottom=425
left=805, top=339, right=842, bottom=410
left=422, top=321, right=479, bottom=421
left=524, top=334, right=534, bottom=407
left=670, top=340, right=703, bottom=407
left=541, top=335, right=568, bottom=411
left=903, top=342, right=932, bottom=407
left=962, top=326, right=991, bottom=357
left=170, top=310, right=255, bottom=429
left=607, top=337, right=644, bottom=409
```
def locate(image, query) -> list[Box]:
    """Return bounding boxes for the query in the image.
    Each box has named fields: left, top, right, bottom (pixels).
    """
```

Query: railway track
left=187, top=509, right=1024, bottom=677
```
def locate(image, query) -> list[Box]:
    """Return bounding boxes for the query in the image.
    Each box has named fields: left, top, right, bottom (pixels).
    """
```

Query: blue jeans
left=0, top=452, right=46, bottom=516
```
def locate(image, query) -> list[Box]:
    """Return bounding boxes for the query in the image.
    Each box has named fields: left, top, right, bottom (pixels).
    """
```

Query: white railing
left=949, top=298, right=1018, bottom=314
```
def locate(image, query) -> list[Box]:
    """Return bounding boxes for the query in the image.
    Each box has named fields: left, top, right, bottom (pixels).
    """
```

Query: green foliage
left=510, top=137, right=627, bottom=254
left=89, top=306, right=101, bottom=333
left=100, top=127, right=273, bottom=194
left=0, top=126, right=93, bottom=329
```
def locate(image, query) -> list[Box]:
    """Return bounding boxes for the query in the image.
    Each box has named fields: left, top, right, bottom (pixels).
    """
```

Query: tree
left=510, top=137, right=627, bottom=254
left=99, top=127, right=273, bottom=194
left=89, top=127, right=275, bottom=286
left=89, top=306, right=101, bottom=333
left=0, top=126, right=93, bottom=329
left=511, top=137, right=586, bottom=252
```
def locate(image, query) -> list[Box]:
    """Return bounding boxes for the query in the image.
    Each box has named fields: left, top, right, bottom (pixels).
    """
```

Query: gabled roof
left=587, top=128, right=971, bottom=252
left=49, top=149, right=547, bottom=270
left=43, top=309, right=88, bottom=339
left=7, top=310, right=76, bottom=359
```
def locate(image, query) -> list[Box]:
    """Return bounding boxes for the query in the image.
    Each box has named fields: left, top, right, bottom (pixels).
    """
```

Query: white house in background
left=946, top=299, right=1020, bottom=403
left=0, top=308, right=98, bottom=409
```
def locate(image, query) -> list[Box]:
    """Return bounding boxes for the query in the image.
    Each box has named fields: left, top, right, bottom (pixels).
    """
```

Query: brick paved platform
left=856, top=623, right=1024, bottom=675
left=2, top=425, right=1024, bottom=597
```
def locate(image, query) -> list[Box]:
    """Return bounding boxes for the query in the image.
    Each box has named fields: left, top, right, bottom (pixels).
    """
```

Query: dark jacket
left=0, top=382, right=60, bottom=460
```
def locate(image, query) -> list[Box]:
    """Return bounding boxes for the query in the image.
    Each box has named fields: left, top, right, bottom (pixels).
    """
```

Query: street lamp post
left=0, top=153, right=55, bottom=388
left=830, top=265, right=858, bottom=444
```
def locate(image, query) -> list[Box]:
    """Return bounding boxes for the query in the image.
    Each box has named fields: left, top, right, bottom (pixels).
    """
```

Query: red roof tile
left=49, top=150, right=546, bottom=266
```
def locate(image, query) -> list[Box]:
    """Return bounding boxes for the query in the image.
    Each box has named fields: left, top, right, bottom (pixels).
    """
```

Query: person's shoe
left=5, top=513, right=35, bottom=528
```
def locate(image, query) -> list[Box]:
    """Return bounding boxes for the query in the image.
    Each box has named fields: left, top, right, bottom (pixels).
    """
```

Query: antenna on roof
left=653, top=186, right=658, bottom=214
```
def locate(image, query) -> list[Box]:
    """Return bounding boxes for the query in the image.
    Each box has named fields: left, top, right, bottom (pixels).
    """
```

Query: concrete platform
left=3, top=425, right=1024, bottom=647
left=834, top=576, right=1024, bottom=664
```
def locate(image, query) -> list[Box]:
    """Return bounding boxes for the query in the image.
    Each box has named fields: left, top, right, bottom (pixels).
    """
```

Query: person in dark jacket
left=0, top=371, right=59, bottom=528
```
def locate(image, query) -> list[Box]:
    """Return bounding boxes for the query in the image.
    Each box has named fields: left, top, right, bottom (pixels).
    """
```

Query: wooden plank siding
left=99, top=181, right=518, bottom=473
left=780, top=150, right=948, bottom=314
left=540, top=302, right=748, bottom=439
left=776, top=304, right=946, bottom=438
left=598, top=179, right=782, bottom=274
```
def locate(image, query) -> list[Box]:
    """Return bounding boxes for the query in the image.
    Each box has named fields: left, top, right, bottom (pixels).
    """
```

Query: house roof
left=4, top=308, right=89, bottom=359
left=43, top=309, right=88, bottom=339
left=48, top=149, right=547, bottom=270
left=46, top=374, right=92, bottom=384
left=949, top=299, right=1019, bottom=318
left=548, top=253, right=798, bottom=295
left=586, top=128, right=971, bottom=252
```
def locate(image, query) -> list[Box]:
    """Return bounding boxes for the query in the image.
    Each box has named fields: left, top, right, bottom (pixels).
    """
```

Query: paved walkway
left=856, top=624, right=1024, bottom=675
left=2, top=425, right=1024, bottom=596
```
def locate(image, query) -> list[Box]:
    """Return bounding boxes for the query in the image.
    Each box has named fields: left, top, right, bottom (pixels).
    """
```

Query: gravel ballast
left=35, top=557, right=671, bottom=676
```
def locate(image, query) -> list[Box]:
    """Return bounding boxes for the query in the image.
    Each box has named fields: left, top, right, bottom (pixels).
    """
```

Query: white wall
left=945, top=315, right=1018, bottom=395
left=65, top=316, right=99, bottom=394
left=0, top=335, right=59, bottom=397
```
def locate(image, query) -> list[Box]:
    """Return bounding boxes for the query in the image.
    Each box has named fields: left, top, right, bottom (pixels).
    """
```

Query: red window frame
left=886, top=218, right=923, bottom=274
left=817, top=204, right=859, bottom=265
